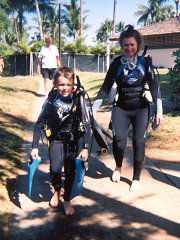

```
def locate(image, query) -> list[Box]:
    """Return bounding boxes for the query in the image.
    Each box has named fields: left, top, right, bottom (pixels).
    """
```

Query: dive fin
left=70, top=157, right=86, bottom=200
left=27, top=156, right=41, bottom=198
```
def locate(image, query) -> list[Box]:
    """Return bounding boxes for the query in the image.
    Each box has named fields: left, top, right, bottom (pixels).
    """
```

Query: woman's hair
left=54, top=66, right=75, bottom=86
left=119, top=25, right=142, bottom=52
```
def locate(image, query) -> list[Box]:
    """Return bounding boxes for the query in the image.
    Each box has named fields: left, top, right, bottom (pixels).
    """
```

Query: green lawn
left=0, top=76, right=40, bottom=213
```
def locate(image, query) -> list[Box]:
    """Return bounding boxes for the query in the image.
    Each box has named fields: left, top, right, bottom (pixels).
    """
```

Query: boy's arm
left=77, top=125, right=91, bottom=161
left=31, top=101, right=49, bottom=158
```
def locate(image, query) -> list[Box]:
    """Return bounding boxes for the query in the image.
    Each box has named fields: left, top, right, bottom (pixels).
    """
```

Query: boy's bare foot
left=129, top=180, right=140, bottom=192
left=111, top=167, right=121, bottom=183
left=63, top=201, right=75, bottom=216
left=49, top=191, right=60, bottom=208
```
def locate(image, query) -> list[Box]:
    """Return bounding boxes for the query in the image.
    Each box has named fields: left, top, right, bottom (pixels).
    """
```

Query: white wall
left=140, top=48, right=179, bottom=68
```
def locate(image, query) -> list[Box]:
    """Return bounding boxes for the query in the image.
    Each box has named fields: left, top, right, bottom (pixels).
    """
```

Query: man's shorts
left=41, top=68, right=56, bottom=80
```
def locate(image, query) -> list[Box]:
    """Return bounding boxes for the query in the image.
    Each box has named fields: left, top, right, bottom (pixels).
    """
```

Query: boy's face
left=56, top=76, right=74, bottom=97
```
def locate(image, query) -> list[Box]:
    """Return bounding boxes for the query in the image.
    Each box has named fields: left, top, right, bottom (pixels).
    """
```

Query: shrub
left=168, top=49, right=180, bottom=110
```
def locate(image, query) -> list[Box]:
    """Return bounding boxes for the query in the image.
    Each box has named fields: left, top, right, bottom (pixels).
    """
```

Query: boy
left=31, top=67, right=91, bottom=216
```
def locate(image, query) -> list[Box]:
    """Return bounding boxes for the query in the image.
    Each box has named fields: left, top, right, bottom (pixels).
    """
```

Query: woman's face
left=121, top=37, right=138, bottom=59
left=56, top=76, right=74, bottom=97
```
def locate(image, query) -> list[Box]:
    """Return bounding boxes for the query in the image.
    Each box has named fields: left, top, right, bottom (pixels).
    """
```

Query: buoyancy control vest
left=44, top=88, right=90, bottom=142
left=114, top=47, right=148, bottom=101
left=113, top=54, right=160, bottom=107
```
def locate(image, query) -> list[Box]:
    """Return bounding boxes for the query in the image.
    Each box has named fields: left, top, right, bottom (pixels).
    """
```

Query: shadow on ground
left=5, top=147, right=180, bottom=240
left=6, top=185, right=180, bottom=240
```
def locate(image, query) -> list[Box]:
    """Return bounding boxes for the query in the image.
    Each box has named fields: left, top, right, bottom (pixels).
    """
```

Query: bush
left=168, top=49, right=180, bottom=110
left=0, top=42, right=15, bottom=56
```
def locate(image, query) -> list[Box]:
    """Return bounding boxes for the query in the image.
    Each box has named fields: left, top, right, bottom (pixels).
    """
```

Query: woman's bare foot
left=63, top=201, right=75, bottom=216
left=49, top=191, right=60, bottom=208
left=129, top=180, right=140, bottom=192
left=111, top=167, right=121, bottom=183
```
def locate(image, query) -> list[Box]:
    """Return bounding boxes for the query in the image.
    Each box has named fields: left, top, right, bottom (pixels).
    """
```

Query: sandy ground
left=4, top=84, right=180, bottom=240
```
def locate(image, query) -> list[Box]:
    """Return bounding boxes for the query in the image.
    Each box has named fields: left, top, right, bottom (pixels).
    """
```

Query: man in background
left=37, top=36, right=61, bottom=97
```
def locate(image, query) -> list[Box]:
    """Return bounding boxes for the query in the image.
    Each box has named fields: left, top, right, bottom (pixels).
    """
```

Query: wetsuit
left=95, top=55, right=162, bottom=180
left=32, top=89, right=91, bottom=200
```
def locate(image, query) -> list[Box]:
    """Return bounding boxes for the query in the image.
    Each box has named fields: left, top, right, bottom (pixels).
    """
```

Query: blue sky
left=83, top=0, right=176, bottom=44
left=27, top=0, right=176, bottom=44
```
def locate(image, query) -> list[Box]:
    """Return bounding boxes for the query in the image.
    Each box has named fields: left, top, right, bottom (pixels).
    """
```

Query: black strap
left=120, top=87, right=143, bottom=92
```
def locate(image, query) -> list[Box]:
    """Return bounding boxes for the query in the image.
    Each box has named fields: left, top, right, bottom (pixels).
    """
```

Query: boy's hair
left=119, top=25, right=142, bottom=52
left=54, top=66, right=75, bottom=86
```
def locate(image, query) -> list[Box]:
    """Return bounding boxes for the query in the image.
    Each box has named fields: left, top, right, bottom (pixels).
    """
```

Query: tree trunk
left=80, top=0, right=83, bottom=38
left=35, top=0, right=44, bottom=40
left=113, top=0, right=117, bottom=35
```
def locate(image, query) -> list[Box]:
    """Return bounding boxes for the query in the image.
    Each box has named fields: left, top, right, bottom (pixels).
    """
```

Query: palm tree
left=135, top=0, right=174, bottom=26
left=34, top=0, right=44, bottom=40
left=0, top=7, right=11, bottom=42
left=12, top=14, right=20, bottom=43
left=80, top=0, right=83, bottom=38
left=96, top=19, right=113, bottom=42
left=116, top=21, right=125, bottom=33
left=62, top=0, right=89, bottom=41
left=0, top=0, right=38, bottom=40
left=40, top=6, right=60, bottom=42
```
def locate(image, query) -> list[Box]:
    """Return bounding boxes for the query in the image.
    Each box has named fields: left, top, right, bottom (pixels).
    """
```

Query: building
left=110, top=17, right=180, bottom=68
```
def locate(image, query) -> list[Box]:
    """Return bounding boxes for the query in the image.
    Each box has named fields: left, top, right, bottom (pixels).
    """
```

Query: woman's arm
left=92, top=59, right=119, bottom=114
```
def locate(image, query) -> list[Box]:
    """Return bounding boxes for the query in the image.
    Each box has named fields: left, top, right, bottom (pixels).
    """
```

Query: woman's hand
left=30, top=148, right=39, bottom=159
left=77, top=148, right=88, bottom=161
left=155, top=113, right=163, bottom=125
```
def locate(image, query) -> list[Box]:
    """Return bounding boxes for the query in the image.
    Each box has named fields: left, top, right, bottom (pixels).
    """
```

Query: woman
left=92, top=25, right=163, bottom=191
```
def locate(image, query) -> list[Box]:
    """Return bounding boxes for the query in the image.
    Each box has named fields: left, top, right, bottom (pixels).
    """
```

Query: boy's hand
left=30, top=148, right=39, bottom=159
left=77, top=148, right=88, bottom=161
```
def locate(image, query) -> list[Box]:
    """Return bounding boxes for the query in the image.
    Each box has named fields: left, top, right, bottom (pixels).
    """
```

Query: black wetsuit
left=32, top=89, right=91, bottom=200
left=96, top=55, right=162, bottom=180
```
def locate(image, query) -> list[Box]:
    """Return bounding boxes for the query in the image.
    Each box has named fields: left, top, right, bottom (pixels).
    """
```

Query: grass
left=146, top=71, right=180, bottom=150
left=76, top=71, right=106, bottom=100
left=0, top=76, right=40, bottom=236
left=0, top=71, right=179, bottom=236
left=77, top=70, right=180, bottom=150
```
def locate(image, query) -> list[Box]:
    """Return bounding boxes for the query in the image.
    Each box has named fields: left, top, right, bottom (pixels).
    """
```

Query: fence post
left=68, top=54, right=70, bottom=67
left=29, top=52, right=34, bottom=76
left=26, top=54, right=28, bottom=76
left=106, top=36, right=111, bottom=71
left=97, top=54, right=100, bottom=72
left=73, top=54, right=76, bottom=71
left=102, top=55, right=105, bottom=73
left=14, top=55, right=16, bottom=76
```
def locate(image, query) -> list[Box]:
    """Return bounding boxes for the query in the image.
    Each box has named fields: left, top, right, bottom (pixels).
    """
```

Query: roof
left=137, top=18, right=180, bottom=36
left=110, top=17, right=180, bottom=40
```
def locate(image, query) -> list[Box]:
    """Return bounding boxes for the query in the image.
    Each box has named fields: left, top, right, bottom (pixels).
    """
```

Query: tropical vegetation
left=135, top=0, right=174, bottom=26
left=0, top=0, right=176, bottom=56
left=168, top=49, right=180, bottom=109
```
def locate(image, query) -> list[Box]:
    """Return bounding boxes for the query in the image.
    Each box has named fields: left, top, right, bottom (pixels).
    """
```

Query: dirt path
left=5, top=87, right=180, bottom=240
